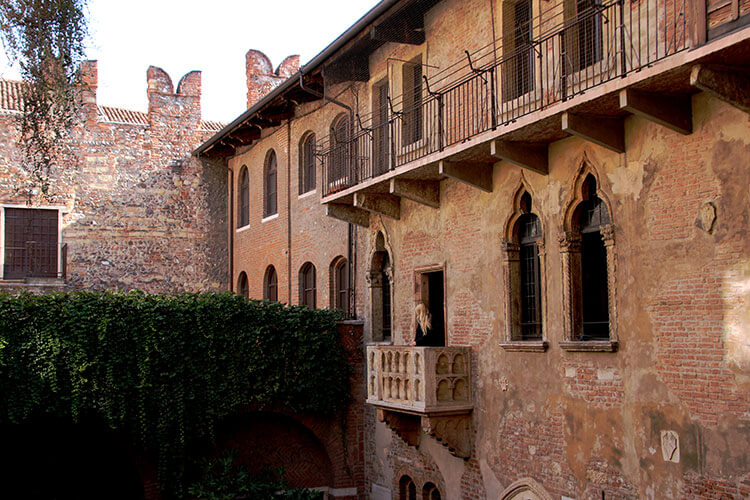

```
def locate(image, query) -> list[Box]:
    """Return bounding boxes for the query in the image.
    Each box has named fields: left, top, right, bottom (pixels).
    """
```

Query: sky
left=0, top=0, right=381, bottom=123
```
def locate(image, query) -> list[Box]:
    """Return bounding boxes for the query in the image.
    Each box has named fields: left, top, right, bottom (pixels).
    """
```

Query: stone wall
left=0, top=62, right=228, bottom=293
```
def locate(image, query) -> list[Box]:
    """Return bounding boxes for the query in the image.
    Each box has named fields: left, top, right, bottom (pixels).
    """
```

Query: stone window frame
left=263, top=265, right=277, bottom=302
left=237, top=165, right=249, bottom=228
left=393, top=466, right=445, bottom=500
left=298, top=131, right=316, bottom=195
left=559, top=163, right=618, bottom=352
left=413, top=262, right=447, bottom=347
left=500, top=182, right=548, bottom=352
left=367, top=229, right=394, bottom=344
left=263, top=149, right=277, bottom=218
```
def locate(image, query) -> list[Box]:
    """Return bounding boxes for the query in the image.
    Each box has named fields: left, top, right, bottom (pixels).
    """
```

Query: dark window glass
left=300, top=134, right=316, bottom=194
left=518, top=212, right=542, bottom=339
left=238, top=166, right=249, bottom=227
left=335, top=259, right=348, bottom=312
left=403, top=56, right=423, bottom=145
left=299, top=263, right=316, bottom=308
left=577, top=0, right=603, bottom=70
left=264, top=266, right=278, bottom=302
left=237, top=272, right=249, bottom=298
left=3, top=208, right=58, bottom=279
left=578, top=175, right=610, bottom=339
left=264, top=151, right=277, bottom=217
left=423, top=483, right=441, bottom=500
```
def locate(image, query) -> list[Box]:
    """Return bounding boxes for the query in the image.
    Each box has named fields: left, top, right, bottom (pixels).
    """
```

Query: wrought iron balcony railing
left=366, top=345, right=473, bottom=415
left=319, top=0, right=688, bottom=196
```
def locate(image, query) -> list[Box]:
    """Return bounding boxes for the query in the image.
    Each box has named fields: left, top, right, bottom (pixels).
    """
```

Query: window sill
left=298, top=190, right=316, bottom=199
left=559, top=340, right=618, bottom=352
left=261, top=213, right=279, bottom=223
left=236, top=224, right=251, bottom=233
left=499, top=340, right=548, bottom=352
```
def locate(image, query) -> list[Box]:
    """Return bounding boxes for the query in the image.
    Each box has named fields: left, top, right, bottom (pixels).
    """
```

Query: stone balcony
left=366, top=345, right=473, bottom=457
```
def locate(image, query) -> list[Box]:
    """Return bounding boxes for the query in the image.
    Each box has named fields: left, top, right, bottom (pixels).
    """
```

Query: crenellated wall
left=0, top=61, right=228, bottom=293
left=245, top=50, right=300, bottom=109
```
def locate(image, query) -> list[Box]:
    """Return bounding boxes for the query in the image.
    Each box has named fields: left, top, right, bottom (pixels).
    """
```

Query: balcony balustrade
left=366, top=345, right=473, bottom=457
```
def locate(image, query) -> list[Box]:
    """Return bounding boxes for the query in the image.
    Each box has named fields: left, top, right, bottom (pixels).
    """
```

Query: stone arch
left=500, top=477, right=554, bottom=500
left=216, top=412, right=335, bottom=490
left=561, top=155, right=614, bottom=234
left=502, top=174, right=542, bottom=241
left=368, top=230, right=394, bottom=342
left=393, top=464, right=446, bottom=500
left=559, top=155, right=618, bottom=347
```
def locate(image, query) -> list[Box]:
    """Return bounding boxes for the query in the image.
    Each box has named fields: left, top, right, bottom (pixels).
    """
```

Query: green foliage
left=0, top=291, right=348, bottom=496
left=188, top=450, right=322, bottom=500
left=0, top=0, right=89, bottom=196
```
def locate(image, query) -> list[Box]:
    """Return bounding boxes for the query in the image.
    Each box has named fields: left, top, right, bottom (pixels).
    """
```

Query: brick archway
left=217, top=412, right=335, bottom=490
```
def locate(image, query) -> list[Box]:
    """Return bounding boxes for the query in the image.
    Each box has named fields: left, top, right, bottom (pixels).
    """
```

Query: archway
left=216, top=412, right=334, bottom=490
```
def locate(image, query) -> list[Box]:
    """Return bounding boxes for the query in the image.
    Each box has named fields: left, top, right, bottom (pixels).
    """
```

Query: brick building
left=0, top=62, right=227, bottom=293
left=197, top=0, right=750, bottom=499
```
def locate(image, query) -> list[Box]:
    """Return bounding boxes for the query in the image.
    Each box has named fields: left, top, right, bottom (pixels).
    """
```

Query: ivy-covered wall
left=0, top=291, right=350, bottom=495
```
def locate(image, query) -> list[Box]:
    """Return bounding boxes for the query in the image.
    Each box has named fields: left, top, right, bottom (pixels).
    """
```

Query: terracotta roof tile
left=0, top=79, right=26, bottom=112
left=97, top=105, right=148, bottom=126
left=200, top=120, right=225, bottom=132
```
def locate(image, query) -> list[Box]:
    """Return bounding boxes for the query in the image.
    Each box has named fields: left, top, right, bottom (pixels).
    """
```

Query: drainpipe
left=298, top=72, right=358, bottom=319
left=287, top=119, right=293, bottom=304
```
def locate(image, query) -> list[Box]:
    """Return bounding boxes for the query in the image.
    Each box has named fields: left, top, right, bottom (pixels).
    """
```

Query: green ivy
left=0, top=291, right=349, bottom=496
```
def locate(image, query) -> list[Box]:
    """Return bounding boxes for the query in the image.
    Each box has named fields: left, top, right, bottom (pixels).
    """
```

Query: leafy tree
left=0, top=0, right=89, bottom=197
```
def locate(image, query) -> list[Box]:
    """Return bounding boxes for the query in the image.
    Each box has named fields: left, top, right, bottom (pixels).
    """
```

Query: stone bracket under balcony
left=366, top=345, right=474, bottom=458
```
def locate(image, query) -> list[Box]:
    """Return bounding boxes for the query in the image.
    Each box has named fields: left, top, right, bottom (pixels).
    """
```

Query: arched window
left=517, top=194, right=542, bottom=339
left=369, top=232, right=392, bottom=342
left=264, top=150, right=277, bottom=217
left=238, top=165, right=249, bottom=227
left=329, top=114, right=350, bottom=187
left=560, top=171, right=617, bottom=351
left=501, top=188, right=546, bottom=349
left=399, top=475, right=417, bottom=500
left=299, top=262, right=316, bottom=308
left=577, top=175, right=610, bottom=339
left=299, top=132, right=316, bottom=194
left=264, top=265, right=278, bottom=302
left=237, top=271, right=249, bottom=298
left=422, top=482, right=441, bottom=500
left=330, top=257, right=348, bottom=313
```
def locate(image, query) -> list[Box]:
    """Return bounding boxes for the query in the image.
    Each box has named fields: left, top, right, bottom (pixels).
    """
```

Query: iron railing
left=319, top=0, right=688, bottom=196
left=2, top=242, right=67, bottom=280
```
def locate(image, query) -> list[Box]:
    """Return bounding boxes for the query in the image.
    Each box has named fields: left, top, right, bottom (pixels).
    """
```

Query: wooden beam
left=562, top=112, right=625, bottom=153
left=205, top=143, right=235, bottom=158
left=490, top=140, right=548, bottom=174
left=390, top=178, right=440, bottom=208
left=230, top=126, right=261, bottom=144
left=353, top=193, right=401, bottom=220
left=690, top=64, right=750, bottom=114
left=326, top=203, right=370, bottom=227
left=689, top=0, right=707, bottom=46
left=323, top=57, right=370, bottom=85
left=619, top=88, right=692, bottom=135
left=370, top=23, right=425, bottom=45
left=438, top=160, right=493, bottom=192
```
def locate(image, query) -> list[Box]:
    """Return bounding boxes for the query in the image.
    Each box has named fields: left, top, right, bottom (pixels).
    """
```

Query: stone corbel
left=421, top=414, right=472, bottom=459
left=377, top=409, right=420, bottom=447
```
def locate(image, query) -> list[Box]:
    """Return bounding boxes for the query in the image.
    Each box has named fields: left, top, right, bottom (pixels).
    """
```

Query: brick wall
left=0, top=61, right=228, bottom=293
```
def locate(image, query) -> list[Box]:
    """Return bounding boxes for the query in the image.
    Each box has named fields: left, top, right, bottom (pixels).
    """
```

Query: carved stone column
left=559, top=231, right=582, bottom=341
left=501, top=239, right=520, bottom=342
left=600, top=224, right=617, bottom=342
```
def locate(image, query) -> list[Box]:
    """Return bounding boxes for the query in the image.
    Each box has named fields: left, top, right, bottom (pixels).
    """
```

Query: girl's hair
left=415, top=303, right=432, bottom=332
